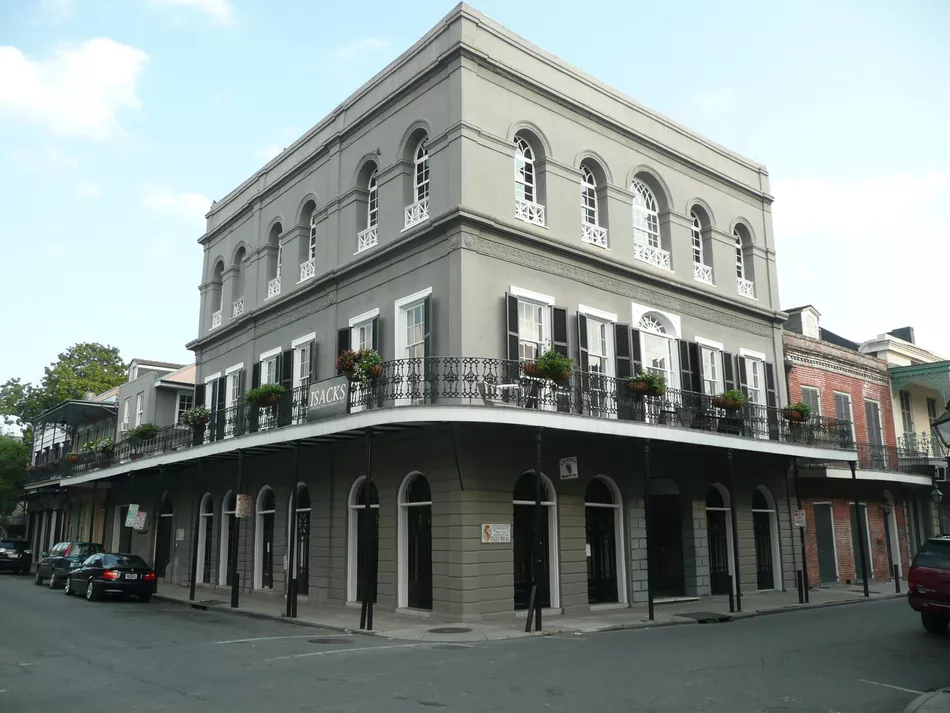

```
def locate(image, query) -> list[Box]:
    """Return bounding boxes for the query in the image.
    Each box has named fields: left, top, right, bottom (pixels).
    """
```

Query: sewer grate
left=677, top=611, right=732, bottom=624
left=308, top=638, right=355, bottom=644
left=428, top=627, right=472, bottom=634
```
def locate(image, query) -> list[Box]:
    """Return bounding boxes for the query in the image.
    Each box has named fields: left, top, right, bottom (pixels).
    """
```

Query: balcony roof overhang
left=53, top=406, right=856, bottom=489
left=35, top=400, right=118, bottom=428
left=890, top=361, right=950, bottom=402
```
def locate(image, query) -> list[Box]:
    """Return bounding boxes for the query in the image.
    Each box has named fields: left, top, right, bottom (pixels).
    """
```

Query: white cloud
left=773, top=172, right=950, bottom=355
left=334, top=38, right=390, bottom=62
left=0, top=39, right=147, bottom=141
left=142, top=184, right=212, bottom=234
left=149, top=0, right=236, bottom=26
left=76, top=181, right=101, bottom=197
left=39, top=0, right=75, bottom=23
left=9, top=145, right=79, bottom=174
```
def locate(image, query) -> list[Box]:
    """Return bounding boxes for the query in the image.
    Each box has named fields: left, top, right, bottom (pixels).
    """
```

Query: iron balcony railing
left=36, top=357, right=860, bottom=482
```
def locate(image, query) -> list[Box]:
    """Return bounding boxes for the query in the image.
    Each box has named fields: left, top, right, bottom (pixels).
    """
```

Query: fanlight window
left=581, top=165, right=597, bottom=225
left=515, top=138, right=536, bottom=204
left=631, top=180, right=659, bottom=248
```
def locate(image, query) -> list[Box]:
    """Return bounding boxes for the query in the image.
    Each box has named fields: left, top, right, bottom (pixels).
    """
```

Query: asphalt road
left=1, top=573, right=948, bottom=713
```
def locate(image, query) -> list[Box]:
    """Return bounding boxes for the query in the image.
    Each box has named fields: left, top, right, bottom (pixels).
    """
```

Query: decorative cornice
left=785, top=348, right=890, bottom=386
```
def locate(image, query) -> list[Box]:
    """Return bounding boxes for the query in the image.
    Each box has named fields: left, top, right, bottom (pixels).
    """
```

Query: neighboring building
left=783, top=306, right=926, bottom=590
left=37, top=6, right=857, bottom=620
left=116, top=360, right=196, bottom=437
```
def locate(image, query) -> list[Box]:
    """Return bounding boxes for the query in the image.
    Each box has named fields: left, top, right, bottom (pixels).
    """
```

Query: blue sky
left=1, top=0, right=948, bottom=387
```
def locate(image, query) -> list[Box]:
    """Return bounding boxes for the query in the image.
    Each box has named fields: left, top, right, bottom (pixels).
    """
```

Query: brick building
left=784, top=306, right=929, bottom=590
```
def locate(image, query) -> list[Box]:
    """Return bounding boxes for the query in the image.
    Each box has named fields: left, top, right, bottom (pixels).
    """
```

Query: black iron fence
left=29, top=357, right=868, bottom=483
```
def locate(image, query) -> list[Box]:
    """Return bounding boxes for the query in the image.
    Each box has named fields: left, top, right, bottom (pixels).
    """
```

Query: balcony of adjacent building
left=26, top=398, right=118, bottom=487
left=44, top=357, right=857, bottom=489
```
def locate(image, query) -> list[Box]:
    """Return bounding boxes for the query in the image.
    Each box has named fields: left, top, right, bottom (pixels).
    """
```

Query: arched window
left=255, top=487, right=276, bottom=590
left=735, top=230, right=745, bottom=280
left=638, top=313, right=674, bottom=387
left=232, top=247, right=245, bottom=319
left=511, top=471, right=559, bottom=610
left=299, top=200, right=317, bottom=281
left=515, top=137, right=535, bottom=204
left=584, top=476, right=626, bottom=605
left=219, top=491, right=237, bottom=586
left=734, top=224, right=755, bottom=298
left=691, top=212, right=704, bottom=265
left=367, top=171, right=379, bottom=229
left=347, top=476, right=380, bottom=603
left=705, top=484, right=735, bottom=596
left=581, top=165, right=598, bottom=225
left=209, top=260, right=224, bottom=329
left=631, top=180, right=660, bottom=248
left=398, top=472, right=432, bottom=610
left=197, top=493, right=213, bottom=584
left=289, top=483, right=311, bottom=595
left=414, top=139, right=429, bottom=204
left=266, top=222, right=282, bottom=299
left=690, top=208, right=713, bottom=284
left=752, top=486, right=781, bottom=590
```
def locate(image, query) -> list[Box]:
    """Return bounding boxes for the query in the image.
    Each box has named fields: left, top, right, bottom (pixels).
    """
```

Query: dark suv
left=908, top=535, right=950, bottom=633
left=35, top=542, right=103, bottom=589
left=0, top=539, right=32, bottom=574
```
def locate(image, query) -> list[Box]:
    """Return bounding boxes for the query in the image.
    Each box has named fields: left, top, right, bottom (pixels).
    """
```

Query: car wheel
left=48, top=573, right=58, bottom=589
left=64, top=577, right=72, bottom=596
left=85, top=580, right=99, bottom=602
left=34, top=571, right=44, bottom=586
left=922, top=613, right=948, bottom=634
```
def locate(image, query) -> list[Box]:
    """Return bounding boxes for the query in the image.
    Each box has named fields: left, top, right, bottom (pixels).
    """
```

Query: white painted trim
left=225, top=362, right=244, bottom=376
left=203, top=372, right=221, bottom=384
left=349, top=308, right=380, bottom=327
left=397, top=471, right=431, bottom=610
left=394, top=287, right=432, bottom=311
left=631, top=302, right=682, bottom=339
left=259, top=347, right=281, bottom=362
left=346, top=476, right=380, bottom=603
left=578, top=304, right=618, bottom=323
left=510, top=286, right=555, bottom=306
left=706, top=482, right=736, bottom=596
left=291, top=333, right=316, bottom=349
left=753, top=485, right=783, bottom=591
left=695, top=336, right=725, bottom=351
left=739, top=348, right=767, bottom=361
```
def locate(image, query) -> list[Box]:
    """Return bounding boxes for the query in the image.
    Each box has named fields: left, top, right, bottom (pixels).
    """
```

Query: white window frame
left=346, top=476, right=380, bottom=603
left=308, top=212, right=317, bottom=261
left=742, top=356, right=765, bottom=406
left=514, top=137, right=536, bottom=204
left=512, top=287, right=555, bottom=360
left=349, top=308, right=379, bottom=351
left=578, top=305, right=617, bottom=385
left=122, top=398, right=131, bottom=432
left=512, top=472, right=560, bottom=609
left=291, top=333, right=316, bottom=390
left=367, top=170, right=379, bottom=229
left=735, top=230, right=746, bottom=280
left=134, top=392, right=144, bottom=427
left=254, top=486, right=276, bottom=590
left=631, top=180, right=660, bottom=249
left=219, top=491, right=235, bottom=586
left=176, top=392, right=194, bottom=424
left=394, top=287, right=432, bottom=360
left=801, top=386, right=822, bottom=416
left=581, top=165, right=598, bottom=227
left=414, top=139, right=429, bottom=204
left=690, top=211, right=704, bottom=265
left=258, top=348, right=280, bottom=386
left=833, top=390, right=857, bottom=443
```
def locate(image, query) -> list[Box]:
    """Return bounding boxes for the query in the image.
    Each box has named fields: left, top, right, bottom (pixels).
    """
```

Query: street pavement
left=1, top=573, right=949, bottom=713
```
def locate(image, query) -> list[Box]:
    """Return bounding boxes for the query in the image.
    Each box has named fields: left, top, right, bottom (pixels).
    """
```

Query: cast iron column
left=726, top=450, right=742, bottom=612
left=850, top=461, right=870, bottom=598
left=230, top=451, right=243, bottom=608
left=189, top=459, right=203, bottom=601
left=286, top=444, right=299, bottom=618
left=360, top=428, right=375, bottom=630
left=643, top=440, right=654, bottom=621
left=87, top=479, right=98, bottom=543
left=792, top=457, right=810, bottom=602
left=533, top=428, right=544, bottom=632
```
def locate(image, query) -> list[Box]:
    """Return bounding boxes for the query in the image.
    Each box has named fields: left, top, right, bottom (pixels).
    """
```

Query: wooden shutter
left=722, top=352, right=735, bottom=391
left=278, top=349, right=294, bottom=427
left=615, top=323, right=634, bottom=421
left=234, top=369, right=247, bottom=437
left=679, top=341, right=701, bottom=393
left=552, top=307, right=568, bottom=357
left=308, top=343, right=317, bottom=384
left=423, top=295, right=431, bottom=358
left=337, top=328, right=350, bottom=374
left=194, top=383, right=205, bottom=408
left=214, top=376, right=227, bottom=442
left=249, top=363, right=261, bottom=433
left=505, top=293, right=519, bottom=361
left=765, top=362, right=779, bottom=440
left=251, top=362, right=261, bottom=389
left=737, top=356, right=749, bottom=396
left=577, top=314, right=589, bottom=372
left=370, top=316, right=379, bottom=353
left=631, top=328, right=642, bottom=375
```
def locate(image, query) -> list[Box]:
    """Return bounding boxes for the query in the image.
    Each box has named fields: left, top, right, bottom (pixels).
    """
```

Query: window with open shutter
left=801, top=387, right=821, bottom=416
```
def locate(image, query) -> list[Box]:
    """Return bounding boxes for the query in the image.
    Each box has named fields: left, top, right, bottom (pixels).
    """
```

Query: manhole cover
left=431, top=644, right=471, bottom=650
left=428, top=627, right=472, bottom=634
left=678, top=611, right=731, bottom=624
left=308, top=637, right=355, bottom=644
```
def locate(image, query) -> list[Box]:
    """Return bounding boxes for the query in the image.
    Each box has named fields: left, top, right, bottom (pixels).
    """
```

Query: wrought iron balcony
left=357, top=225, right=378, bottom=253
left=267, top=276, right=280, bottom=299
left=299, top=258, right=315, bottom=282
left=232, top=297, right=244, bottom=319
left=581, top=222, right=608, bottom=248
left=515, top=199, right=545, bottom=227
left=56, top=358, right=856, bottom=480
left=737, top=277, right=755, bottom=299
left=403, top=199, right=429, bottom=230
left=693, top=262, right=713, bottom=285
left=210, top=310, right=222, bottom=329
left=634, top=243, right=671, bottom=270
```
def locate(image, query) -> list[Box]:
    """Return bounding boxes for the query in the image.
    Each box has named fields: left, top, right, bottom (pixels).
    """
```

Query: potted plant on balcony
left=65, top=453, right=80, bottom=464
left=535, top=349, right=574, bottom=384
left=782, top=401, right=811, bottom=423
left=712, top=389, right=748, bottom=411
left=97, top=437, right=115, bottom=456
left=182, top=406, right=211, bottom=430
left=130, top=422, right=158, bottom=442
left=246, top=383, right=285, bottom=408
left=336, top=349, right=384, bottom=382
left=627, top=370, right=666, bottom=397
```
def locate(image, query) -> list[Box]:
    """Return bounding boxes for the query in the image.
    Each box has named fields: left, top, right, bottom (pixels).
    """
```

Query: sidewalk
left=905, top=689, right=950, bottom=712
left=154, top=580, right=905, bottom=642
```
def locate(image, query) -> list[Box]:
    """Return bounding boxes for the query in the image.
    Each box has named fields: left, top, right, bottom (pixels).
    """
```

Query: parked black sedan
left=0, top=539, right=32, bottom=574
left=34, top=541, right=103, bottom=588
left=63, top=553, right=156, bottom=602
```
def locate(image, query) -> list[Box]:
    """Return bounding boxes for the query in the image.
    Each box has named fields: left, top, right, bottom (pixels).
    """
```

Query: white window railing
left=299, top=258, right=315, bottom=282
left=357, top=225, right=378, bottom=253
left=403, top=198, right=429, bottom=230
left=693, top=263, right=713, bottom=285
left=581, top=222, right=608, bottom=248
left=515, top=198, right=545, bottom=227
left=232, top=297, right=244, bottom=319
left=211, top=310, right=222, bottom=329
left=634, top=242, right=671, bottom=270
left=266, top=276, right=280, bottom=299
left=737, top=277, right=756, bottom=299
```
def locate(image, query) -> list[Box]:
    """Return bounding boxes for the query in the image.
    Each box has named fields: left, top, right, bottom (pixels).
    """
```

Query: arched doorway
left=585, top=476, right=625, bottom=605
left=347, top=477, right=379, bottom=603
left=155, top=494, right=174, bottom=579
left=398, top=472, right=432, bottom=610
left=289, top=484, right=311, bottom=596
left=255, top=487, right=276, bottom=590
left=512, top=471, right=559, bottom=610
left=705, top=484, right=735, bottom=595
left=196, top=493, right=213, bottom=584
left=219, top=491, right=237, bottom=586
left=752, top=487, right=781, bottom=590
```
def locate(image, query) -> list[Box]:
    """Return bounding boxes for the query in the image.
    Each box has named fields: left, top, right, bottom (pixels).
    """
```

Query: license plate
left=125, top=573, right=138, bottom=580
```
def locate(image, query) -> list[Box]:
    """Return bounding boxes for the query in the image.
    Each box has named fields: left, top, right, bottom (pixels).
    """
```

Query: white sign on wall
left=133, top=511, right=147, bottom=532
left=481, top=523, right=511, bottom=544
left=176, top=528, right=185, bottom=542
left=559, top=456, right=578, bottom=480
left=793, top=509, right=806, bottom=530
left=125, top=504, right=139, bottom=528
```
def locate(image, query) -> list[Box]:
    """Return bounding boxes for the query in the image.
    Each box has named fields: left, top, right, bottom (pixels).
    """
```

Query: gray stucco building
left=38, top=5, right=856, bottom=622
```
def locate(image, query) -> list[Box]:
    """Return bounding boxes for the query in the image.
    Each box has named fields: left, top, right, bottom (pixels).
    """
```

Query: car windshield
left=0, top=541, right=27, bottom=551
left=69, top=544, right=102, bottom=557
left=102, top=554, right=150, bottom=569
left=915, top=540, right=950, bottom=569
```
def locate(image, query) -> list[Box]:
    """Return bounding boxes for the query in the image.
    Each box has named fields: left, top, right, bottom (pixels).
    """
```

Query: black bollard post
left=796, top=570, right=804, bottom=604
left=728, top=575, right=735, bottom=613
left=894, top=563, right=901, bottom=594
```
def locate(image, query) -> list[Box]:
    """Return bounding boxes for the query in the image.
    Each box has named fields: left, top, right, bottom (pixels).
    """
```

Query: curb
left=904, top=688, right=950, bottom=712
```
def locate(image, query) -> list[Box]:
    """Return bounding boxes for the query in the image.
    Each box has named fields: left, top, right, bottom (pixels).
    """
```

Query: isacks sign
left=307, top=376, right=350, bottom=422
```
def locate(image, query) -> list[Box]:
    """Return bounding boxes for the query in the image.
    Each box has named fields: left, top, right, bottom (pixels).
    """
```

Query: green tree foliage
left=0, top=436, right=28, bottom=515
left=0, top=343, right=126, bottom=433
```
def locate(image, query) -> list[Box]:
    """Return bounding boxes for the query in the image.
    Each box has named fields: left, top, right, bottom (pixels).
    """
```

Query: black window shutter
left=577, top=314, right=589, bottom=372
left=214, top=376, right=227, bottom=441
left=737, top=356, right=749, bottom=396
left=679, top=341, right=701, bottom=393
left=614, top=323, right=632, bottom=379
left=194, top=383, right=205, bottom=408
left=235, top=369, right=247, bottom=436
left=552, top=307, right=568, bottom=357
left=251, top=362, right=261, bottom=389
left=279, top=349, right=293, bottom=388
left=371, top=316, right=379, bottom=354
left=337, top=327, right=350, bottom=360
left=722, top=352, right=735, bottom=391
left=505, top=293, right=519, bottom=361
left=765, top=362, right=777, bottom=408
left=631, top=328, right=642, bottom=375
left=308, top=342, right=317, bottom=384
left=423, top=295, right=432, bottom=358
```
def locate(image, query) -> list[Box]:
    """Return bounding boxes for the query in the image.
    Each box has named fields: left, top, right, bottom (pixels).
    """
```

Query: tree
left=0, top=343, right=126, bottom=434
left=0, top=436, right=28, bottom=515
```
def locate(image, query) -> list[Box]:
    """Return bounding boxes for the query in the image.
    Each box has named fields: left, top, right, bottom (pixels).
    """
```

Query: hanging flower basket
left=337, top=348, right=383, bottom=382
left=366, top=363, right=384, bottom=380
left=713, top=390, right=748, bottom=411
left=65, top=453, right=80, bottom=464
left=131, top=423, right=158, bottom=441
left=627, top=371, right=666, bottom=397
left=522, top=362, right=540, bottom=379
left=782, top=401, right=812, bottom=423
left=535, top=350, right=574, bottom=384
left=246, top=384, right=285, bottom=408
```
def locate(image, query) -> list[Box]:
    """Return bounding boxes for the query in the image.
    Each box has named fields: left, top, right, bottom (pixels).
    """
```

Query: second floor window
left=135, top=393, right=144, bottom=427
left=631, top=180, right=659, bottom=248
left=308, top=212, right=317, bottom=261
left=122, top=398, right=131, bottom=429
left=367, top=171, right=378, bottom=228
left=691, top=212, right=704, bottom=265
left=176, top=393, right=193, bottom=423
left=801, top=386, right=821, bottom=416
left=514, top=137, right=535, bottom=204
left=735, top=229, right=746, bottom=280
left=900, top=390, right=914, bottom=436
left=639, top=314, right=673, bottom=385
left=414, top=139, right=429, bottom=204
left=701, top=347, right=722, bottom=395
left=518, top=300, right=549, bottom=361
left=581, top=165, right=597, bottom=225
left=262, top=356, right=278, bottom=385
